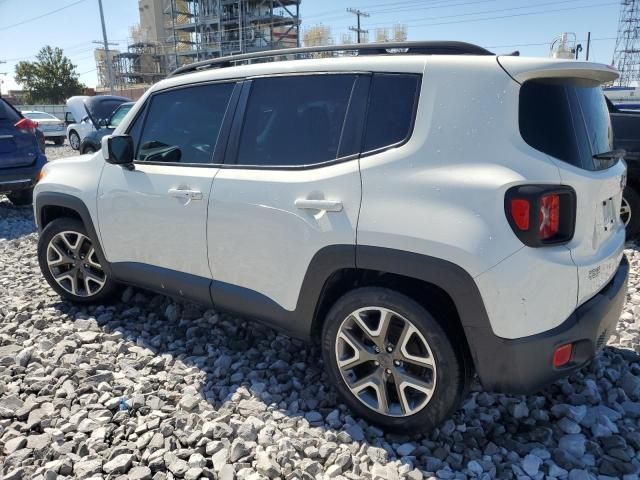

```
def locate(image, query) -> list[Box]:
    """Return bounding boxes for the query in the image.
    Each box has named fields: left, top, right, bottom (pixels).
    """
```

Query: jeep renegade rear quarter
left=33, top=42, right=628, bottom=431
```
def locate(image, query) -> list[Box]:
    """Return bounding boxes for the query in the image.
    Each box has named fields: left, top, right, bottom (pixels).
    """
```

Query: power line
left=0, top=0, right=88, bottom=32
left=347, top=8, right=370, bottom=44
left=389, top=1, right=618, bottom=29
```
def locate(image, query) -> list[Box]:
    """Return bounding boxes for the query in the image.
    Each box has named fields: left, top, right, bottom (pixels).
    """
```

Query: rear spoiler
left=497, top=56, right=619, bottom=85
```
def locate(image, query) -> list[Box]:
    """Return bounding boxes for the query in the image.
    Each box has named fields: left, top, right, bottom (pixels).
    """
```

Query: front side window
left=137, top=82, right=235, bottom=164
left=236, top=74, right=357, bottom=167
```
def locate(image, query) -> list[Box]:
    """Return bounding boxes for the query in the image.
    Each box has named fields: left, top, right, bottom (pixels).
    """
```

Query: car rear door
left=206, top=74, right=366, bottom=318
left=0, top=100, right=39, bottom=168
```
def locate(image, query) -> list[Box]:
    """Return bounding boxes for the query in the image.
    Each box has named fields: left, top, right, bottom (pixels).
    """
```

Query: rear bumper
left=472, top=255, right=628, bottom=394
left=0, top=154, right=47, bottom=194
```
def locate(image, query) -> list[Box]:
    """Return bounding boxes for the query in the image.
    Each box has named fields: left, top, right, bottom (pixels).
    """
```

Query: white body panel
left=36, top=53, right=625, bottom=343
left=208, top=160, right=361, bottom=311
left=97, top=163, right=216, bottom=278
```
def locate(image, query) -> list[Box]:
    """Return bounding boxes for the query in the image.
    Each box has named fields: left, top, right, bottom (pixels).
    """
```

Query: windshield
left=86, top=98, right=129, bottom=126
left=519, top=79, right=614, bottom=171
left=23, top=111, right=58, bottom=120
left=109, top=104, right=133, bottom=128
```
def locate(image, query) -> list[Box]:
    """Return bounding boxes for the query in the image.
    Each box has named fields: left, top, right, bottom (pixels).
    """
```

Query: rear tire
left=54, top=137, right=65, bottom=146
left=7, top=189, right=33, bottom=206
left=321, top=287, right=465, bottom=433
left=622, top=186, right=640, bottom=239
left=69, top=131, right=80, bottom=150
left=38, top=218, right=117, bottom=304
left=82, top=145, right=96, bottom=155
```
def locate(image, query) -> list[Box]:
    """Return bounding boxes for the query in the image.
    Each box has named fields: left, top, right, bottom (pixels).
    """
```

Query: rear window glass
left=24, top=112, right=56, bottom=120
left=0, top=100, right=20, bottom=123
left=363, top=73, right=420, bottom=152
left=519, top=79, right=614, bottom=171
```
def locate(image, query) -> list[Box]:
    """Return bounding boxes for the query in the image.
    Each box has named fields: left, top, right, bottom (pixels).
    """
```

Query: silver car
left=21, top=111, right=66, bottom=145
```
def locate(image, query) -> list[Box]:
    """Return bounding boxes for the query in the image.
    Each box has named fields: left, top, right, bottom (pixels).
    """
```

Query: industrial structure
left=612, top=0, right=640, bottom=86
left=95, top=0, right=301, bottom=91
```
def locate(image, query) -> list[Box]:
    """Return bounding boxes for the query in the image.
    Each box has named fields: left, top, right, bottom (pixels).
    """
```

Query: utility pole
left=347, top=8, right=369, bottom=44
left=97, top=0, right=115, bottom=94
left=586, top=31, right=591, bottom=61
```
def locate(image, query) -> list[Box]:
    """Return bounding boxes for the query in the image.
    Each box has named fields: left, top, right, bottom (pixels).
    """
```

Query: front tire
left=38, top=218, right=117, bottom=304
left=7, top=189, right=33, bottom=206
left=81, top=145, right=96, bottom=155
left=622, top=186, right=640, bottom=239
left=69, top=131, right=80, bottom=150
left=322, top=287, right=465, bottom=433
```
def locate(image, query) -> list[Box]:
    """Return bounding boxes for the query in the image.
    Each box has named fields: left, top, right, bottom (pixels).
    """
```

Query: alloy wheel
left=46, top=231, right=106, bottom=297
left=621, top=196, right=632, bottom=227
left=335, top=306, right=437, bottom=417
left=69, top=133, right=80, bottom=149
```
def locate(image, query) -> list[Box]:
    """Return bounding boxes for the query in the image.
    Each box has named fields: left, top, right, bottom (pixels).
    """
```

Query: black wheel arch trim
left=35, top=192, right=112, bottom=276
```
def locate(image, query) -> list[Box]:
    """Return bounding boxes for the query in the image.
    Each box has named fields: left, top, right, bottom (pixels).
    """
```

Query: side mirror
left=102, top=135, right=134, bottom=167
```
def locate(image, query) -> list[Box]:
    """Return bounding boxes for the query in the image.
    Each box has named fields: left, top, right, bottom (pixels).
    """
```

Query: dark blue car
left=0, top=98, right=47, bottom=205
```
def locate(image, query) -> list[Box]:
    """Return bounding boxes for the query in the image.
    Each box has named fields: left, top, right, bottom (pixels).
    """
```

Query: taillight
left=539, top=193, right=560, bottom=240
left=505, top=185, right=576, bottom=247
left=15, top=118, right=38, bottom=132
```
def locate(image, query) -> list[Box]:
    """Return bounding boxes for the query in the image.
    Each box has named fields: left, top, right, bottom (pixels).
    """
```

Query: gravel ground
left=2, top=196, right=640, bottom=480
left=44, top=141, right=77, bottom=161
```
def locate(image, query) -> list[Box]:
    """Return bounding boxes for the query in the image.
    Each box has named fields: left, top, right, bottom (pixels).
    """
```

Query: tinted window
left=0, top=99, right=20, bottom=123
left=363, top=73, right=420, bottom=152
left=237, top=75, right=356, bottom=166
left=126, top=105, right=146, bottom=154
left=137, top=83, right=234, bottom=164
left=519, top=80, right=614, bottom=171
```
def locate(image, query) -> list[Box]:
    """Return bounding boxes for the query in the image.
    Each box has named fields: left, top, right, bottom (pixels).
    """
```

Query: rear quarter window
left=363, top=73, right=421, bottom=153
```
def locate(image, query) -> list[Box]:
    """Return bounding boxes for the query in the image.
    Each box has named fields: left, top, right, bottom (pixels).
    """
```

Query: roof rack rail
left=168, top=41, right=494, bottom=77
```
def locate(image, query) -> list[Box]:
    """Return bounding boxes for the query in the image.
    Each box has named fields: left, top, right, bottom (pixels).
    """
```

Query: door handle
left=295, top=199, right=343, bottom=212
left=168, top=188, right=203, bottom=201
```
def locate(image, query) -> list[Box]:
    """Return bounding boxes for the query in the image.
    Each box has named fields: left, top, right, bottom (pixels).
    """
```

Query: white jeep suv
left=33, top=42, right=629, bottom=432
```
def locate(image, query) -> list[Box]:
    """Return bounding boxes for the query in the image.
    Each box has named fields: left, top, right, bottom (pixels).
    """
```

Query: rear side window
left=236, top=74, right=357, bottom=166
left=0, top=99, right=20, bottom=123
left=519, top=79, right=614, bottom=171
left=363, top=73, right=420, bottom=152
left=137, top=82, right=234, bottom=164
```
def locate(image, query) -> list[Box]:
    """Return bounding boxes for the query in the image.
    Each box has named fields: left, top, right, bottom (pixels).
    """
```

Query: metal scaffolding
left=613, top=0, right=640, bottom=86
left=164, top=0, right=301, bottom=69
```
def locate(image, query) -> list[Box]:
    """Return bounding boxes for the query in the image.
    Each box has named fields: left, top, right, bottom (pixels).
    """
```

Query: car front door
left=207, top=74, right=366, bottom=328
left=97, top=81, right=239, bottom=303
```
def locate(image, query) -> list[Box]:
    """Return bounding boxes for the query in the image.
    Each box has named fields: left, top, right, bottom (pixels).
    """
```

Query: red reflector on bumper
left=553, top=343, right=573, bottom=367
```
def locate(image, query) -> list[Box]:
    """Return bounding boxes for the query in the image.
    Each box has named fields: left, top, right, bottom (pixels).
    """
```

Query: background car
left=79, top=102, right=134, bottom=154
left=0, top=98, right=47, bottom=205
left=22, top=110, right=66, bottom=145
left=607, top=98, right=640, bottom=237
left=66, top=95, right=130, bottom=150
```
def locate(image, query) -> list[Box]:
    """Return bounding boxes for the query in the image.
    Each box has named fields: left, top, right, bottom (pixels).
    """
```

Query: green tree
left=15, top=46, right=84, bottom=104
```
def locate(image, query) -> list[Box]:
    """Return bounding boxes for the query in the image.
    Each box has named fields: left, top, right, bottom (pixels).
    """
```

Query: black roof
left=169, top=41, right=494, bottom=77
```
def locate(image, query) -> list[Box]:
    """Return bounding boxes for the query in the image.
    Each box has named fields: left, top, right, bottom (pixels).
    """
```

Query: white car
left=65, top=95, right=130, bottom=150
left=33, top=41, right=628, bottom=432
left=21, top=110, right=66, bottom=145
